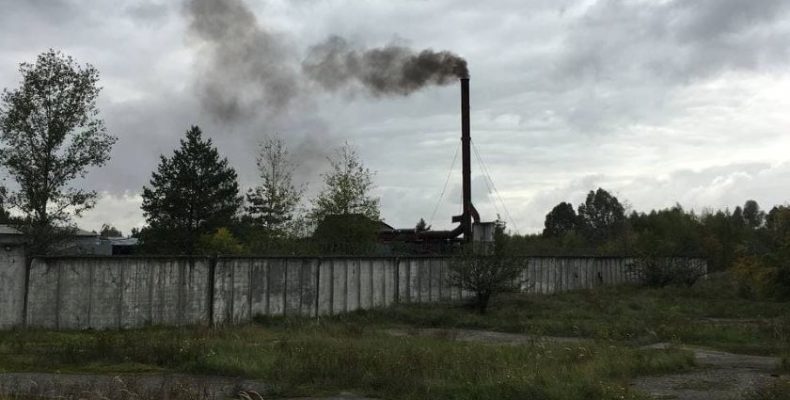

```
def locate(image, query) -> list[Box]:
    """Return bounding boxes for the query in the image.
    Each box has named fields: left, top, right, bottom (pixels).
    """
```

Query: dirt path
left=384, top=327, right=586, bottom=345
left=632, top=343, right=785, bottom=400
left=0, top=372, right=271, bottom=400
left=0, top=372, right=378, bottom=400
left=386, top=328, right=787, bottom=399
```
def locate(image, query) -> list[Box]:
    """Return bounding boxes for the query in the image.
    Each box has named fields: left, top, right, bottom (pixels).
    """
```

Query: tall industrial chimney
left=425, top=78, right=479, bottom=243
left=461, top=78, right=472, bottom=242
left=448, top=78, right=479, bottom=242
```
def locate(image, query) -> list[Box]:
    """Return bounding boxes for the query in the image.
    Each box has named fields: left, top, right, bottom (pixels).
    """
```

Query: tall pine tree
left=140, top=126, right=241, bottom=254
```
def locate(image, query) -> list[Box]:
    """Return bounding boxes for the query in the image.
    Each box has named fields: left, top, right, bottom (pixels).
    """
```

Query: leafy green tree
left=743, top=200, right=765, bottom=229
left=448, top=221, right=524, bottom=314
left=99, top=223, right=122, bottom=238
left=140, top=126, right=241, bottom=254
left=199, top=227, right=245, bottom=255
left=734, top=205, right=790, bottom=300
left=766, top=206, right=790, bottom=245
left=309, top=142, right=380, bottom=223
left=543, top=202, right=578, bottom=237
left=577, top=188, right=625, bottom=243
left=0, top=186, right=11, bottom=223
left=415, top=218, right=429, bottom=232
left=629, top=205, right=703, bottom=256
left=312, top=214, right=379, bottom=254
left=0, top=49, right=116, bottom=255
left=245, top=136, right=303, bottom=237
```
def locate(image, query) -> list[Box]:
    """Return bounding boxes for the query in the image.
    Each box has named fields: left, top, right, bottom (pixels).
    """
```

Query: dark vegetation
left=139, top=126, right=243, bottom=255
left=505, top=189, right=790, bottom=301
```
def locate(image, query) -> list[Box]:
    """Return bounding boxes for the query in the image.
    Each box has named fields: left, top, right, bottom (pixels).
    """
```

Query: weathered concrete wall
left=3, top=255, right=707, bottom=330
left=0, top=245, right=26, bottom=329
left=25, top=257, right=211, bottom=329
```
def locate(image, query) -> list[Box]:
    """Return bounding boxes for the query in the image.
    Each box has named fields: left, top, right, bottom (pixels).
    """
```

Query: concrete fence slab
left=0, top=255, right=709, bottom=330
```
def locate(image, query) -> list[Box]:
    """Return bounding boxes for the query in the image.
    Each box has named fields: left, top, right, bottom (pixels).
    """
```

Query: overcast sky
left=1, top=0, right=790, bottom=235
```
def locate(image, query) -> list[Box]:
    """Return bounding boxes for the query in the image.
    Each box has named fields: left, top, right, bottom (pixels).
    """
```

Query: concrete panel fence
left=0, top=255, right=707, bottom=330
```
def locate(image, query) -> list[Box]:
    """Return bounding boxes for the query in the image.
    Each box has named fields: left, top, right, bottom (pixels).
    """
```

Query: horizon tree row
left=136, top=125, right=381, bottom=255
left=0, top=49, right=383, bottom=257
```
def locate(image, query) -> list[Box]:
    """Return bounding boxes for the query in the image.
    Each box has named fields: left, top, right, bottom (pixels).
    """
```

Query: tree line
left=0, top=50, right=381, bottom=257
left=135, top=125, right=381, bottom=255
left=502, top=188, right=790, bottom=300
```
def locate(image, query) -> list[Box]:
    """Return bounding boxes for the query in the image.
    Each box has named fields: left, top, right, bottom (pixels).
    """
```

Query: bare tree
left=245, top=136, right=303, bottom=237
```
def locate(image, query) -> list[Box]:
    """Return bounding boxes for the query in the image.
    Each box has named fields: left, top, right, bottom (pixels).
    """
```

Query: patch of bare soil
left=632, top=343, right=785, bottom=400
left=282, top=394, right=376, bottom=400
left=0, top=372, right=378, bottom=400
left=0, top=372, right=269, bottom=400
left=384, top=327, right=586, bottom=345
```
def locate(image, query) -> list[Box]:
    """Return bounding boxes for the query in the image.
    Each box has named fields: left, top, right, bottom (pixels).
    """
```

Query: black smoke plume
left=185, top=0, right=469, bottom=121
left=303, top=36, right=469, bottom=96
left=185, top=0, right=300, bottom=121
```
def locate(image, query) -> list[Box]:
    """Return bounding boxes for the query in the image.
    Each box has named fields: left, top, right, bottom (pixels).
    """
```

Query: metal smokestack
left=461, top=78, right=472, bottom=242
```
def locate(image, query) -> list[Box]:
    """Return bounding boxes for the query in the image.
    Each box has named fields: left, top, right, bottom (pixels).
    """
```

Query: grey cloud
left=561, top=0, right=790, bottom=83
left=184, top=0, right=302, bottom=122
left=548, top=0, right=790, bottom=133
left=671, top=0, right=790, bottom=42
left=126, top=2, right=172, bottom=27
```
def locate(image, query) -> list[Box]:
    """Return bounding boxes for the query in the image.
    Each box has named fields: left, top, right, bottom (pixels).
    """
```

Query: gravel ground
left=632, top=343, right=785, bottom=400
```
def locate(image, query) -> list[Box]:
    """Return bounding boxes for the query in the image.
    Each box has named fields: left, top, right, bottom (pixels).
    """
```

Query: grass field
left=1, top=284, right=787, bottom=399
left=328, top=284, right=790, bottom=356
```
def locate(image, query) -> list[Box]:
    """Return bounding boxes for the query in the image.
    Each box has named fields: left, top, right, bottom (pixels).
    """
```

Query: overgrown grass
left=0, top=323, right=694, bottom=400
left=325, top=285, right=790, bottom=355
left=743, top=377, right=790, bottom=400
left=1, top=285, right=786, bottom=399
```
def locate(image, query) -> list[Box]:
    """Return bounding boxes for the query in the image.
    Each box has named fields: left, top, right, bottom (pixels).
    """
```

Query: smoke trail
left=184, top=0, right=300, bottom=121
left=303, top=36, right=469, bottom=96
left=184, top=0, right=469, bottom=121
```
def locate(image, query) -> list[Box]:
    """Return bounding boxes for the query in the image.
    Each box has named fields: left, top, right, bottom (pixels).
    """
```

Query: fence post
left=394, top=257, right=400, bottom=304
left=21, top=256, right=32, bottom=328
left=315, top=258, right=322, bottom=318
left=207, top=255, right=217, bottom=326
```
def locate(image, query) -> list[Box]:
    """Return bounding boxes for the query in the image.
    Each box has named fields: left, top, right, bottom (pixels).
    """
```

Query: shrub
left=635, top=257, right=706, bottom=288
left=199, top=227, right=245, bottom=255
left=448, top=252, right=525, bottom=314
left=733, top=255, right=790, bottom=301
